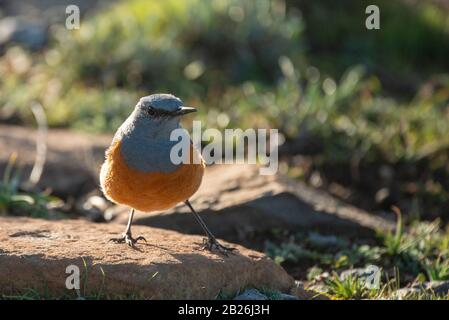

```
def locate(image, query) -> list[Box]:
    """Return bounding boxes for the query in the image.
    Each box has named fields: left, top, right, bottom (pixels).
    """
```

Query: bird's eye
left=147, top=107, right=156, bottom=116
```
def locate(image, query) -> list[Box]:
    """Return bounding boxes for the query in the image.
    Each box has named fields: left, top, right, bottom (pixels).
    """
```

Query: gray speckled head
left=139, top=93, right=183, bottom=112
left=113, top=93, right=195, bottom=173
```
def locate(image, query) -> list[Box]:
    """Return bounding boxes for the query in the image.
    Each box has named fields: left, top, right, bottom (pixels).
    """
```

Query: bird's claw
left=201, top=237, right=236, bottom=256
left=109, top=233, right=146, bottom=248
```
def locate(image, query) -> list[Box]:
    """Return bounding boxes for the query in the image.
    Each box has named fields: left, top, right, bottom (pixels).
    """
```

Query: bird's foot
left=201, top=237, right=236, bottom=256
left=109, top=232, right=146, bottom=248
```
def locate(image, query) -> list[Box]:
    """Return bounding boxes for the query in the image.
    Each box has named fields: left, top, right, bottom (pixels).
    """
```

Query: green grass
left=318, top=268, right=449, bottom=300
left=382, top=207, right=404, bottom=256
left=423, top=256, right=449, bottom=281
left=323, top=272, right=380, bottom=300
left=266, top=210, right=449, bottom=300
left=0, top=154, right=59, bottom=218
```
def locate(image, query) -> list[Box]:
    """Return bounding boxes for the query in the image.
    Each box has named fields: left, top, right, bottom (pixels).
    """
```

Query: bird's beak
left=175, top=106, right=197, bottom=116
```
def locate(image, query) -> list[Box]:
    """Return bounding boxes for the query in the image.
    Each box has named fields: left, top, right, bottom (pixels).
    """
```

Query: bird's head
left=135, top=94, right=196, bottom=121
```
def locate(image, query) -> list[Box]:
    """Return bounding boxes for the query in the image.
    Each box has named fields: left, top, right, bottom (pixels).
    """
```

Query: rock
left=395, top=281, right=449, bottom=298
left=0, top=217, right=294, bottom=299
left=233, top=289, right=268, bottom=300
left=120, top=164, right=393, bottom=248
left=340, top=266, right=376, bottom=280
left=340, top=268, right=364, bottom=280
left=75, top=193, right=110, bottom=222
left=425, top=281, right=449, bottom=295
left=0, top=125, right=110, bottom=199
left=232, top=288, right=299, bottom=300
left=339, top=265, right=382, bottom=289
left=279, top=293, right=299, bottom=300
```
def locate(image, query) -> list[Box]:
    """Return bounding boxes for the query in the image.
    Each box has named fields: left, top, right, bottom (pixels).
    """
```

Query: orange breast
left=100, top=140, right=205, bottom=212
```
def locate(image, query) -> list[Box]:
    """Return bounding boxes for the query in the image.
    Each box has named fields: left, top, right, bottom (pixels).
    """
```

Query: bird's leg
left=109, top=209, right=146, bottom=247
left=184, top=200, right=236, bottom=256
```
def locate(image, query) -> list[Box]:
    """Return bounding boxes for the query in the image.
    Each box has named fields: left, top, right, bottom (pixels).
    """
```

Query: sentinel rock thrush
left=100, top=93, right=235, bottom=255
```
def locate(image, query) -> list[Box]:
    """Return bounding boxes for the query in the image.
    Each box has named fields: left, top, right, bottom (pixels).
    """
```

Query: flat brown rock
left=0, top=217, right=294, bottom=299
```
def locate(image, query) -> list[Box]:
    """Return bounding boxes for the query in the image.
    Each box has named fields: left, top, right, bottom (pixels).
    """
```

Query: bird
left=99, top=93, right=235, bottom=255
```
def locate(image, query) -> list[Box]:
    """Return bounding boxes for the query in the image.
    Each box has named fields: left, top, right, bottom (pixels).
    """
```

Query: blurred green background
left=1, top=0, right=449, bottom=221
